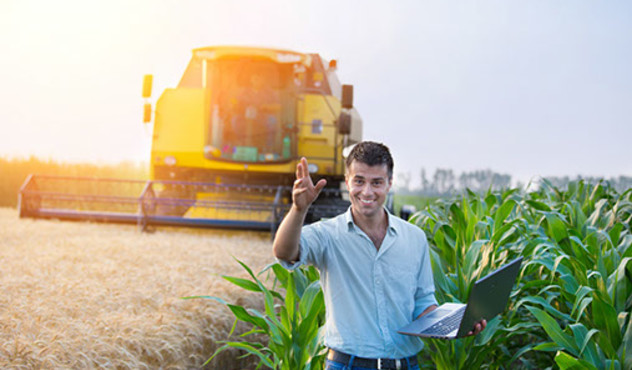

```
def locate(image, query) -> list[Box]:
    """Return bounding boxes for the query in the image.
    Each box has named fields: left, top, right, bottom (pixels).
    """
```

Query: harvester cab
left=19, top=46, right=382, bottom=232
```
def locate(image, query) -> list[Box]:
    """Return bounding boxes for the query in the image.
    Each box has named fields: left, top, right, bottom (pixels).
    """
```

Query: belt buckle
left=377, top=358, right=402, bottom=370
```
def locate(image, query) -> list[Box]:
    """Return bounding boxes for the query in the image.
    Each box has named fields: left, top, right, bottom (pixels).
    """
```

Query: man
left=273, top=142, right=485, bottom=370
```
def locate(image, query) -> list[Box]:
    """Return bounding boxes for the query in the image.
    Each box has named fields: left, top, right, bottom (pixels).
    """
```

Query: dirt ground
left=0, top=207, right=276, bottom=369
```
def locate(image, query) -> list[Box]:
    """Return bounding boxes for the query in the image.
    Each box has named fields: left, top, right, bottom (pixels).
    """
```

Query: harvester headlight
left=308, top=163, right=318, bottom=173
left=164, top=156, right=177, bottom=166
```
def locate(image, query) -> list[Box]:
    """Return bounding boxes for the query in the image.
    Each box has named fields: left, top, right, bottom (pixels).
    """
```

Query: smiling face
left=345, top=160, right=393, bottom=221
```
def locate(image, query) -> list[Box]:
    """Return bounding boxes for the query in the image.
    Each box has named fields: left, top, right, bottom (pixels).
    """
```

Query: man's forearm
left=272, top=205, right=307, bottom=262
left=417, top=304, right=438, bottom=319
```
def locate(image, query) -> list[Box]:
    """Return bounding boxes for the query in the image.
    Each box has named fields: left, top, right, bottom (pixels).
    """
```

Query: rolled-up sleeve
left=277, top=222, right=329, bottom=270
left=277, top=241, right=309, bottom=270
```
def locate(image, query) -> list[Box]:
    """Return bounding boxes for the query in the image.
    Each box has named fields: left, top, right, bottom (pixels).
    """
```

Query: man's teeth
left=360, top=199, right=374, bottom=204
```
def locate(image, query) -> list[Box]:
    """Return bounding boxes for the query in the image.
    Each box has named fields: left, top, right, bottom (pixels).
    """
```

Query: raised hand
left=292, top=157, right=327, bottom=212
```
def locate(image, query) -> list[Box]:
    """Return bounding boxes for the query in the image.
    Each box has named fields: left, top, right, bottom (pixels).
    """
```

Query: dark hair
left=345, top=141, right=394, bottom=179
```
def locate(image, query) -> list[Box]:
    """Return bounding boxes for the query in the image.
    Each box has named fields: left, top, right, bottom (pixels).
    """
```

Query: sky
left=1, top=0, right=631, bottom=187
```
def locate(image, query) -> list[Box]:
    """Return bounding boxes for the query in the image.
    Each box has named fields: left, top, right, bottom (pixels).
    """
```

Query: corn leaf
left=519, top=296, right=573, bottom=322
left=591, top=292, right=621, bottom=358
left=554, top=351, right=598, bottom=370
left=204, top=341, right=275, bottom=368
left=623, top=312, right=632, bottom=370
left=544, top=212, right=570, bottom=244
left=528, top=306, right=578, bottom=355
left=222, top=275, right=262, bottom=293
left=284, top=272, right=296, bottom=323
left=610, top=257, right=632, bottom=312
left=526, top=199, right=552, bottom=212
left=569, top=323, right=600, bottom=364
left=533, top=342, right=563, bottom=352
left=227, top=304, right=270, bottom=332
left=493, top=199, right=517, bottom=233
left=271, top=263, right=290, bottom=287
left=474, top=316, right=501, bottom=346
left=298, top=280, right=323, bottom=319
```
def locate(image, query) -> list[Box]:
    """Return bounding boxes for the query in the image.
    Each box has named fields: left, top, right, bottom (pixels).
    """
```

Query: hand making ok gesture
left=292, top=157, right=327, bottom=213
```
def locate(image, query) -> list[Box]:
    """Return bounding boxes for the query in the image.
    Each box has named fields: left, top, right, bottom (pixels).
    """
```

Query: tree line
left=395, top=168, right=632, bottom=196
left=1, top=157, right=630, bottom=208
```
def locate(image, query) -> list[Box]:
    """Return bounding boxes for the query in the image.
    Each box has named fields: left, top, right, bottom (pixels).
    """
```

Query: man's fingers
left=294, top=188, right=308, bottom=195
left=314, top=179, right=327, bottom=193
left=466, top=321, right=486, bottom=336
left=298, top=157, right=306, bottom=179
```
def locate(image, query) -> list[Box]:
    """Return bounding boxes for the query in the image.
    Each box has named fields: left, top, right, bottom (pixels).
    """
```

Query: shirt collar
left=344, top=206, right=398, bottom=235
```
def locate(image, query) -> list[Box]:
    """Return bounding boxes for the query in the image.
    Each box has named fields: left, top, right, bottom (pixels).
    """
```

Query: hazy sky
left=1, top=0, right=630, bottom=186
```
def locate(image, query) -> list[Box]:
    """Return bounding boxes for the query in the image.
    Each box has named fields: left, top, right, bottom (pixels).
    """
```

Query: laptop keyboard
left=421, top=306, right=466, bottom=336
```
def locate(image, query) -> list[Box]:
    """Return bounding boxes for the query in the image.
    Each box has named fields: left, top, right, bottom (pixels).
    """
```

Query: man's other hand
left=466, top=319, right=487, bottom=337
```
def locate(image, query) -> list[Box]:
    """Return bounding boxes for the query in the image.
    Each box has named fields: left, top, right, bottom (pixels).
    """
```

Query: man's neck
left=351, top=209, right=388, bottom=241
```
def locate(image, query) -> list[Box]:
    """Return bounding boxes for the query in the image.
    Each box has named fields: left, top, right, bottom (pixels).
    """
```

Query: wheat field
left=0, top=207, right=275, bottom=369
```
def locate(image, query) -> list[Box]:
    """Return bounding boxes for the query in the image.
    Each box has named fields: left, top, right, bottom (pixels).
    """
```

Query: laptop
left=398, top=256, right=523, bottom=339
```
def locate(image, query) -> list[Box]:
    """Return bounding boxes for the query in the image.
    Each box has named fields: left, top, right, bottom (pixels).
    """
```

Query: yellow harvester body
left=19, top=46, right=363, bottom=231
left=147, top=46, right=363, bottom=227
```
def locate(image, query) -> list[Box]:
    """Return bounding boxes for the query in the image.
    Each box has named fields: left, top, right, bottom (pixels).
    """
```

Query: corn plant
left=411, top=188, right=542, bottom=368
left=411, top=180, right=632, bottom=369
left=515, top=180, right=632, bottom=370
left=184, top=260, right=326, bottom=369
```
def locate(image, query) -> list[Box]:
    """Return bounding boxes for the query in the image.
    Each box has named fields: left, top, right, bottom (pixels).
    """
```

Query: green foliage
left=184, top=260, right=326, bottom=369
left=190, top=179, right=631, bottom=369
left=411, top=180, right=632, bottom=369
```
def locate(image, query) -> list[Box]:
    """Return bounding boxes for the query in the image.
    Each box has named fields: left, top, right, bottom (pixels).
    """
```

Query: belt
left=327, top=349, right=417, bottom=370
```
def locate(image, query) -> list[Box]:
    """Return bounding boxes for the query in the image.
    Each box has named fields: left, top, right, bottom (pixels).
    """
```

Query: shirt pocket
left=385, top=259, right=418, bottom=294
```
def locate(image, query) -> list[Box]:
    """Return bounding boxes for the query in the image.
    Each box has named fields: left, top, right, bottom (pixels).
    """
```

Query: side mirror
left=341, top=84, right=353, bottom=109
left=338, top=112, right=351, bottom=135
left=142, top=74, right=153, bottom=98
left=143, top=103, right=152, bottom=123
left=328, top=59, right=338, bottom=70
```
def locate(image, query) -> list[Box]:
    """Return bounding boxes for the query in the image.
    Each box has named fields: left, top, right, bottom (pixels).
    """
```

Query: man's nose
left=360, top=183, right=372, bottom=195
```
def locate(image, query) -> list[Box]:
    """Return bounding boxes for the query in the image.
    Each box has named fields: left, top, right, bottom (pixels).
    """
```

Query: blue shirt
left=279, top=207, right=437, bottom=358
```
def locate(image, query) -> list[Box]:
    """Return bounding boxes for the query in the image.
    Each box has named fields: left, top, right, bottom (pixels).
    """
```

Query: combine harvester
left=19, top=46, right=387, bottom=232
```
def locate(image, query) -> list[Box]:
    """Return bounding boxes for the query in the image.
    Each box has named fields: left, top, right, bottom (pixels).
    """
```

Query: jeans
left=325, top=358, right=421, bottom=370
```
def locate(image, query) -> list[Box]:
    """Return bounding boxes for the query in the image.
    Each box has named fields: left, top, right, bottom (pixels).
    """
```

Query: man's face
left=345, top=160, right=392, bottom=219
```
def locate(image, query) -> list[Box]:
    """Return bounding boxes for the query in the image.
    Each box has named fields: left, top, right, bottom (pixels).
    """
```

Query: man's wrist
left=291, top=203, right=310, bottom=218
